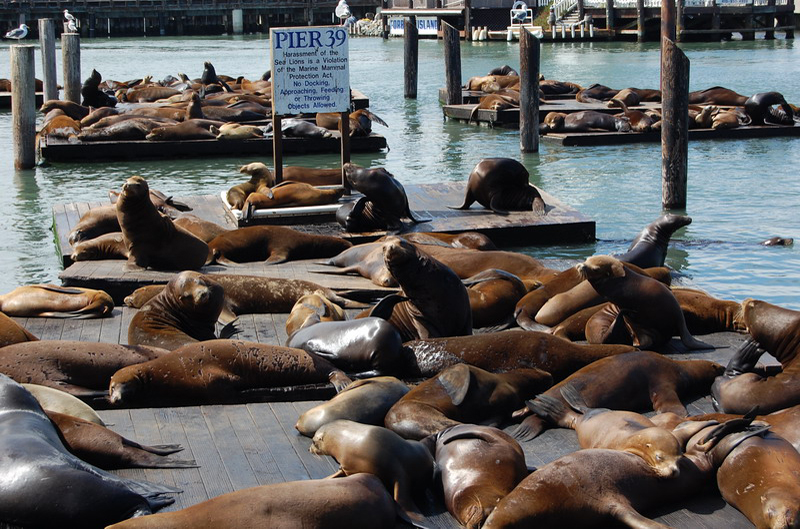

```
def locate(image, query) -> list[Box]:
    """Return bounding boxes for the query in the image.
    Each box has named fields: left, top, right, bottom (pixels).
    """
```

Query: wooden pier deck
left=0, top=92, right=45, bottom=109
left=442, top=100, right=662, bottom=126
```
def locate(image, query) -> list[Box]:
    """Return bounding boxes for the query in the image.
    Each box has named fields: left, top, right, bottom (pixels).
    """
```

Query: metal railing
left=552, top=0, right=579, bottom=21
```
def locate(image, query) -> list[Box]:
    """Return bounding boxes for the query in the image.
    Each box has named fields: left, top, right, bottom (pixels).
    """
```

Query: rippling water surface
left=0, top=36, right=797, bottom=308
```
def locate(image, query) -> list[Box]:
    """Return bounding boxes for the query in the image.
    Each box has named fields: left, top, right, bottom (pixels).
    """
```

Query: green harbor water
left=0, top=35, right=797, bottom=308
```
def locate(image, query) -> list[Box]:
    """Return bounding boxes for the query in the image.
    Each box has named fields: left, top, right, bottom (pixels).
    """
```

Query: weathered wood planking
left=437, top=88, right=577, bottom=105
left=40, top=132, right=388, bottom=162
left=542, top=123, right=800, bottom=146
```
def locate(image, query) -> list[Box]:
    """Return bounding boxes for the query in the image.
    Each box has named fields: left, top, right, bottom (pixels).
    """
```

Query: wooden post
left=443, top=22, right=462, bottom=105
left=676, top=0, right=685, bottom=41
left=340, top=112, right=351, bottom=193
left=404, top=16, right=418, bottom=99
left=272, top=115, right=283, bottom=184
left=660, top=0, right=689, bottom=211
left=765, top=0, right=776, bottom=39
left=519, top=28, right=540, bottom=153
left=465, top=0, right=472, bottom=41
left=606, top=0, right=615, bottom=34
left=11, top=46, right=37, bottom=170
left=636, top=0, right=646, bottom=42
left=61, top=32, right=81, bottom=104
left=711, top=0, right=721, bottom=40
left=578, top=0, right=585, bottom=21
left=38, top=19, right=58, bottom=103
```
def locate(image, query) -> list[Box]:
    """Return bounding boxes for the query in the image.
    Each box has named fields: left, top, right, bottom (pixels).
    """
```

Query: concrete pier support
left=232, top=9, right=244, bottom=34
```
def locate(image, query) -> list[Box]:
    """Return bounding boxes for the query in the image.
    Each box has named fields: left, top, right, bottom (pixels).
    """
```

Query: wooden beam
left=519, top=28, right=540, bottom=154
left=443, top=21, right=462, bottom=106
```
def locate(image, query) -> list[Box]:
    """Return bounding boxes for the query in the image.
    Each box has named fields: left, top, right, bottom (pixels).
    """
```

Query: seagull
left=63, top=10, right=78, bottom=32
left=3, top=23, right=28, bottom=40
left=335, top=0, right=351, bottom=21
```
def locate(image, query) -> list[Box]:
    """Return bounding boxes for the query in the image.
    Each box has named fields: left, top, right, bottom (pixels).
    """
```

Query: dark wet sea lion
left=577, top=255, right=713, bottom=350
left=615, top=213, right=691, bottom=269
left=464, top=269, right=531, bottom=329
left=0, top=284, right=114, bottom=318
left=208, top=225, right=351, bottom=265
left=711, top=298, right=800, bottom=414
left=287, top=317, right=404, bottom=376
left=608, top=98, right=654, bottom=132
left=278, top=117, right=334, bottom=138
left=80, top=106, right=120, bottom=127
left=336, top=196, right=398, bottom=233
left=514, top=351, right=724, bottom=440
left=81, top=69, right=117, bottom=108
left=575, top=83, right=620, bottom=103
left=688, top=86, right=749, bottom=106
left=489, top=65, right=519, bottom=76
left=109, top=340, right=351, bottom=406
left=402, top=330, right=634, bottom=380
left=284, top=291, right=346, bottom=337
left=106, top=474, right=398, bottom=529
left=449, top=158, right=546, bottom=215
left=116, top=175, right=209, bottom=270
left=46, top=410, right=197, bottom=469
left=128, top=271, right=227, bottom=351
left=385, top=364, right=552, bottom=440
left=296, top=377, right=410, bottom=437
left=0, top=341, right=167, bottom=397
left=365, top=237, right=472, bottom=342
left=310, top=419, right=433, bottom=522
left=762, top=236, right=794, bottom=246
left=0, top=311, right=38, bottom=347
left=123, top=86, right=181, bottom=103
left=39, top=99, right=90, bottom=120
left=70, top=232, right=129, bottom=261
left=344, top=163, right=430, bottom=226
left=410, top=244, right=559, bottom=283
left=744, top=91, right=795, bottom=125
left=68, top=204, right=121, bottom=245
left=541, top=110, right=631, bottom=133
left=0, top=374, right=177, bottom=527
left=423, top=424, right=528, bottom=529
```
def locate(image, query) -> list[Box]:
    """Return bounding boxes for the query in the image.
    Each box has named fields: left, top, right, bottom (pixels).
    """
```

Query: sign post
left=270, top=26, right=351, bottom=188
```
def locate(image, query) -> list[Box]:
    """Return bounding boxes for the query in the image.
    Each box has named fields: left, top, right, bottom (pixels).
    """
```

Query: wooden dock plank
left=99, top=307, right=124, bottom=344
left=129, top=407, right=179, bottom=492
left=246, top=402, right=312, bottom=483
left=224, top=404, right=285, bottom=486
left=152, top=407, right=209, bottom=510
left=177, top=406, right=235, bottom=499
left=201, top=405, right=261, bottom=491
left=269, top=401, right=337, bottom=479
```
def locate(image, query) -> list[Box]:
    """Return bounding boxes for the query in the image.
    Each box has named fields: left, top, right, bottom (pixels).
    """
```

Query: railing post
left=38, top=19, right=58, bottom=103
left=519, top=28, right=540, bottom=153
left=11, top=45, right=37, bottom=170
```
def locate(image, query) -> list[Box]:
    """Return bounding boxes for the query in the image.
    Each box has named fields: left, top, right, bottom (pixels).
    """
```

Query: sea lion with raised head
left=615, top=213, right=691, bottom=269
left=745, top=91, right=794, bottom=125
left=227, top=162, right=275, bottom=209
left=343, top=163, right=430, bottom=227
left=449, top=158, right=546, bottom=216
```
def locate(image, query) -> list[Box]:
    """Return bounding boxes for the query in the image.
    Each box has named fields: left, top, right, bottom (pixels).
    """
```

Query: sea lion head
left=576, top=255, right=626, bottom=282
left=626, top=427, right=684, bottom=478
left=167, top=271, right=225, bottom=318
left=109, top=366, right=145, bottom=404
left=238, top=162, right=275, bottom=186
left=382, top=236, right=417, bottom=270
left=615, top=116, right=632, bottom=133
left=541, top=112, right=565, bottom=133
left=762, top=492, right=799, bottom=529
left=121, top=175, right=150, bottom=201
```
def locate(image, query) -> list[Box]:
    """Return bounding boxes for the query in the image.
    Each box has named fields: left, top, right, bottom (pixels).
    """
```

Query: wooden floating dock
left=437, top=88, right=576, bottom=105
left=442, top=100, right=662, bottom=126
left=0, top=91, right=44, bottom=108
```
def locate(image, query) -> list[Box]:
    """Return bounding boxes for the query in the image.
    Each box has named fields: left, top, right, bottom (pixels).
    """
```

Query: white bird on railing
left=3, top=23, right=29, bottom=40
left=64, top=10, right=78, bottom=32
left=335, top=0, right=351, bottom=21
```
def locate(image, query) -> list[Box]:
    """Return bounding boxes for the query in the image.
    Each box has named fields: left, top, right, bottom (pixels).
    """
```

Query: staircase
left=558, top=10, right=582, bottom=26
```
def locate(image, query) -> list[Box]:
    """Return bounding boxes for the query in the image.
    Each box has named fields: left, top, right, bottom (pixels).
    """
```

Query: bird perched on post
left=335, top=0, right=351, bottom=23
left=64, top=10, right=78, bottom=33
left=3, top=24, right=29, bottom=40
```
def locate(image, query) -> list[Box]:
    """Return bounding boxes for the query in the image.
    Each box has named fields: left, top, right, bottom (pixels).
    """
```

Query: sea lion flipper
left=218, top=319, right=240, bottom=339
left=36, top=284, right=86, bottom=295
left=265, top=251, right=289, bottom=264
left=511, top=414, right=547, bottom=441
left=447, top=190, right=475, bottom=211
left=559, top=383, right=590, bottom=414
left=526, top=394, right=571, bottom=427
left=406, top=208, right=432, bottom=224
left=120, top=438, right=184, bottom=456
left=367, top=294, right=408, bottom=321
left=611, top=505, right=672, bottom=529
left=532, top=197, right=547, bottom=216
left=437, top=364, right=472, bottom=406
left=488, top=195, right=510, bottom=216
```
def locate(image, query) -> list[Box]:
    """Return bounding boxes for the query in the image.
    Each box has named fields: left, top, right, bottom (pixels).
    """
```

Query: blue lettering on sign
left=274, top=28, right=347, bottom=49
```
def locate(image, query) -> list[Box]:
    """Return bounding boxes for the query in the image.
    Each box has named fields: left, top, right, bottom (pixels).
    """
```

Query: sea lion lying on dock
left=541, top=111, right=631, bottom=133
left=0, top=284, right=114, bottom=318
left=208, top=225, right=351, bottom=265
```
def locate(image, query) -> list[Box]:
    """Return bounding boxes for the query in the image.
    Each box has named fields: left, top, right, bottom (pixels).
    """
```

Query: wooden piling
left=404, top=16, right=418, bottom=99
left=443, top=22, right=462, bottom=106
left=11, top=45, right=37, bottom=170
left=636, top=0, right=646, bottom=42
left=676, top=0, right=685, bottom=41
left=272, top=115, right=283, bottom=184
left=519, top=29, right=540, bottom=153
left=660, top=0, right=689, bottom=210
left=61, top=32, right=81, bottom=104
left=340, top=111, right=350, bottom=192
left=38, top=19, right=58, bottom=103
left=606, top=0, right=615, bottom=34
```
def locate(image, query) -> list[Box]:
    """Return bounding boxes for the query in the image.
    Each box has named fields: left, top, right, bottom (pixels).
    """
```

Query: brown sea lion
left=123, top=86, right=180, bottom=102
left=321, top=242, right=397, bottom=287
left=0, top=311, right=38, bottom=347
left=711, top=298, right=800, bottom=414
left=310, top=419, right=433, bottom=522
left=343, top=163, right=430, bottom=226
left=210, top=123, right=264, bottom=140
left=449, top=158, right=546, bottom=216
left=423, top=425, right=528, bottom=529
left=226, top=162, right=275, bottom=209
left=464, top=75, right=497, bottom=91
left=468, top=94, right=517, bottom=123
left=0, top=375, right=177, bottom=528
left=336, top=196, right=395, bottom=233
left=242, top=181, right=344, bottom=210
left=37, top=110, right=81, bottom=141
left=282, top=166, right=343, bottom=186
left=0, top=341, right=168, bottom=397
left=22, top=384, right=105, bottom=425
left=296, top=377, right=410, bottom=437
left=402, top=330, right=634, bottom=380
left=109, top=340, right=351, bottom=406
left=575, top=83, right=620, bottom=103
left=672, top=288, right=746, bottom=334
left=711, top=106, right=751, bottom=129
left=514, top=351, right=724, bottom=440
left=688, top=86, right=749, bottom=106
left=78, top=118, right=167, bottom=142
left=145, top=121, right=217, bottom=141
left=80, top=106, right=120, bottom=127
left=116, top=175, right=209, bottom=270
left=128, top=271, right=227, bottom=351
left=106, top=474, right=398, bottom=529
left=550, top=302, right=612, bottom=341
left=608, top=98, right=654, bottom=132
left=364, top=237, right=472, bottom=342
left=46, top=411, right=197, bottom=469
left=70, top=232, right=129, bottom=261
left=577, top=255, right=713, bottom=350
left=464, top=269, right=531, bottom=329
left=527, top=383, right=683, bottom=477
left=540, top=110, right=631, bottom=133
left=67, top=205, right=121, bottom=245
left=284, top=291, right=347, bottom=337
left=39, top=99, right=90, bottom=120
left=396, top=231, right=497, bottom=251
left=209, top=225, right=350, bottom=265
left=172, top=214, right=229, bottom=243
left=385, top=364, right=552, bottom=440
left=0, top=284, right=113, bottom=318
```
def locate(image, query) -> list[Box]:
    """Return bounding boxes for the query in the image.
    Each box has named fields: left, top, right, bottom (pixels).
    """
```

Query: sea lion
left=672, top=288, right=746, bottom=334
left=0, top=375, right=177, bottom=527
left=70, top=232, right=129, bottom=261
left=274, top=118, right=333, bottom=138
left=577, top=255, right=713, bottom=350
left=489, top=65, right=519, bottom=76
left=227, top=162, right=275, bottom=209
left=762, top=236, right=794, bottom=246
left=321, top=242, right=397, bottom=287
left=527, top=383, right=683, bottom=477
left=336, top=196, right=398, bottom=233
left=0, top=284, right=113, bottom=318
left=80, top=69, right=117, bottom=108
left=575, top=83, right=620, bottom=103
left=385, top=364, right=552, bottom=440
left=540, top=110, right=631, bottom=133
left=608, top=98, right=655, bottom=132
left=468, top=94, right=517, bottom=123
left=449, top=158, right=547, bottom=216
left=282, top=165, right=343, bottom=186
left=22, top=383, right=105, bottom=425
left=688, top=86, right=749, bottom=106
left=744, top=91, right=795, bottom=125
left=295, top=377, right=410, bottom=437
left=209, top=225, right=351, bottom=265
left=609, top=87, right=641, bottom=107
left=464, top=269, right=531, bottom=329
left=711, top=106, right=751, bottom=130
left=242, top=181, right=344, bottom=211
left=146, top=121, right=217, bottom=141
left=396, top=231, right=497, bottom=251
left=0, top=341, right=168, bottom=397
left=615, top=213, right=691, bottom=269
left=364, top=237, right=472, bottom=342
left=128, top=271, right=228, bottom=351
left=402, top=330, right=634, bottom=380
left=343, top=163, right=430, bottom=226
left=122, top=86, right=181, bottom=103
left=514, top=351, right=724, bottom=439
left=106, top=473, right=398, bottom=529
left=309, top=419, right=434, bottom=522
left=711, top=298, right=800, bottom=414
left=39, top=99, right=90, bottom=120
left=549, top=303, right=611, bottom=341
left=284, top=291, right=347, bottom=337
left=37, top=109, right=81, bottom=142
left=80, top=106, right=120, bottom=127
left=287, top=317, right=405, bottom=376
left=109, top=340, right=352, bottom=406
left=210, top=123, right=264, bottom=140
left=116, top=175, right=209, bottom=270
left=464, top=75, right=497, bottom=91
left=78, top=118, right=167, bottom=142
left=172, top=214, right=230, bottom=243
left=315, top=110, right=388, bottom=136
left=422, top=424, right=528, bottom=529
left=46, top=411, right=197, bottom=469
left=68, top=204, right=121, bottom=245
left=0, top=311, right=38, bottom=347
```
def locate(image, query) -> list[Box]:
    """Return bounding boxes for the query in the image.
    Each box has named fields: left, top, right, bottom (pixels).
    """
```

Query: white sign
left=388, top=17, right=439, bottom=36
left=270, top=26, right=350, bottom=115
